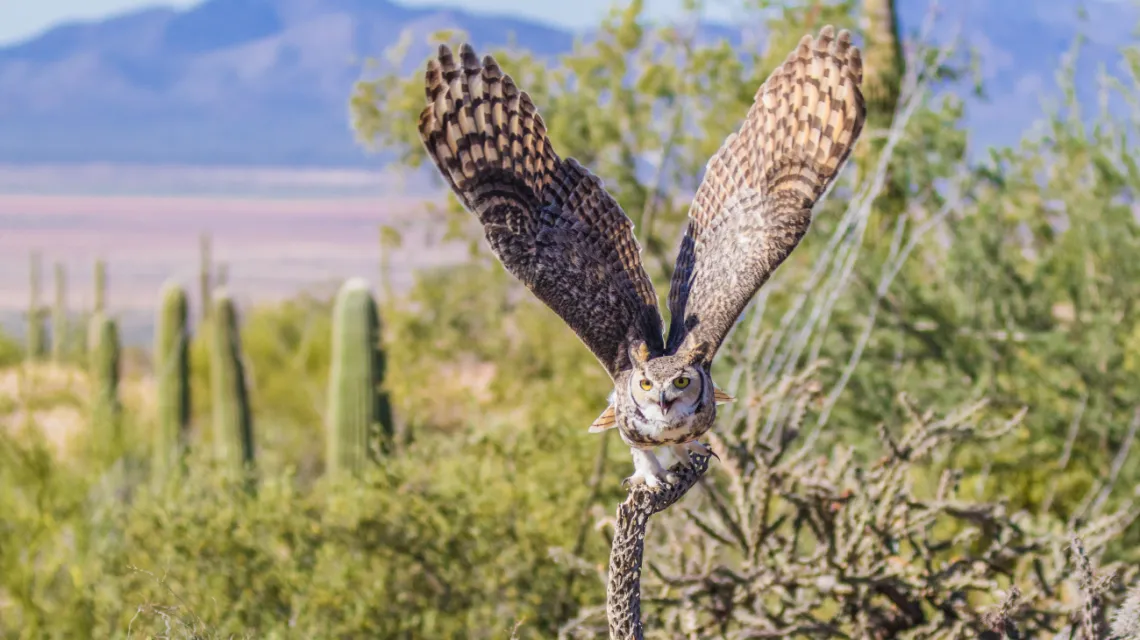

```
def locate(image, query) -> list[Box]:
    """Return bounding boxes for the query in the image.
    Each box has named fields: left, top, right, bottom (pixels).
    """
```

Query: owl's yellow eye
left=639, top=379, right=653, bottom=391
left=673, top=376, right=691, bottom=389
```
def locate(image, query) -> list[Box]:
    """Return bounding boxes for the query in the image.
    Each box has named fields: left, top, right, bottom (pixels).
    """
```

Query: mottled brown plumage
left=417, top=43, right=664, bottom=379
left=418, top=28, right=865, bottom=488
left=666, top=27, right=866, bottom=360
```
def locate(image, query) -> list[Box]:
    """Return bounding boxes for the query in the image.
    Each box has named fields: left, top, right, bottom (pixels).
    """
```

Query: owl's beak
left=658, top=391, right=673, bottom=416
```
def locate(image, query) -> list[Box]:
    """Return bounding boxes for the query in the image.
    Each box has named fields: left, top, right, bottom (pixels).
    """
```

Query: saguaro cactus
left=26, top=251, right=45, bottom=361
left=326, top=278, right=392, bottom=477
left=93, top=258, right=107, bottom=315
left=199, top=234, right=212, bottom=322
left=88, top=313, right=122, bottom=442
left=52, top=262, right=68, bottom=362
left=856, top=0, right=905, bottom=182
left=860, top=0, right=904, bottom=128
left=155, top=282, right=191, bottom=475
left=210, top=291, right=254, bottom=472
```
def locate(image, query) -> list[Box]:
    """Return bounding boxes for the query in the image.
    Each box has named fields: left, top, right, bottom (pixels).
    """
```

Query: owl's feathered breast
left=611, top=370, right=717, bottom=449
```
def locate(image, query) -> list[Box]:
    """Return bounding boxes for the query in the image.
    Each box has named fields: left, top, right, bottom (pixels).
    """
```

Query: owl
left=417, top=26, right=866, bottom=488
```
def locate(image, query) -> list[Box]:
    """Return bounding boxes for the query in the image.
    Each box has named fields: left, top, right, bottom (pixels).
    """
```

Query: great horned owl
left=418, top=26, right=866, bottom=488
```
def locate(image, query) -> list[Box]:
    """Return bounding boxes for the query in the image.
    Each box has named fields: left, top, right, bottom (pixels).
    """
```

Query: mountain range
left=0, top=0, right=1135, bottom=168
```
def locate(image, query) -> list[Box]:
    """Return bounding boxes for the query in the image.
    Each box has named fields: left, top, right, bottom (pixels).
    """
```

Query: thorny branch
left=563, top=365, right=1140, bottom=640
left=565, top=3, right=1140, bottom=639
left=606, top=453, right=714, bottom=640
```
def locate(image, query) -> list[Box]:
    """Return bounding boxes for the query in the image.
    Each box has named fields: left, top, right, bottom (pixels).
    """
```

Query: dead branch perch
left=607, top=451, right=713, bottom=639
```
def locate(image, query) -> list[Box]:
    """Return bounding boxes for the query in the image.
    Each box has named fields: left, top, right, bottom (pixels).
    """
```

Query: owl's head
left=625, top=337, right=711, bottom=422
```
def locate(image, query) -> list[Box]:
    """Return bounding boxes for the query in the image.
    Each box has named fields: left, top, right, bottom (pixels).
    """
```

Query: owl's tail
left=749, top=26, right=866, bottom=204
left=417, top=43, right=560, bottom=213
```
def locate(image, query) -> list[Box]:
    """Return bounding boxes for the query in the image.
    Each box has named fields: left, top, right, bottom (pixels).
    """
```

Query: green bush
left=4, top=1, right=1140, bottom=637
left=0, top=412, right=616, bottom=638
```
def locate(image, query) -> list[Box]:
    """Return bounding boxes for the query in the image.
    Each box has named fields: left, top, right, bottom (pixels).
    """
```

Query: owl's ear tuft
left=588, top=404, right=618, bottom=433
left=713, top=385, right=736, bottom=405
left=628, top=340, right=651, bottom=367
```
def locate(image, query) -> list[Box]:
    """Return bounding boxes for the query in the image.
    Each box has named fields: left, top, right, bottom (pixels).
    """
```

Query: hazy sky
left=0, top=0, right=725, bottom=45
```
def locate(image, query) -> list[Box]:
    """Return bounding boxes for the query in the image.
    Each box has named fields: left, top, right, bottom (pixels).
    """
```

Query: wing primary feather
left=664, top=26, right=866, bottom=361
left=418, top=44, right=664, bottom=378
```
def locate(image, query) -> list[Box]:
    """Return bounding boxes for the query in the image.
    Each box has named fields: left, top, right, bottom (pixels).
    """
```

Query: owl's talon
left=624, top=470, right=677, bottom=490
left=627, top=447, right=674, bottom=490
left=623, top=469, right=664, bottom=489
left=685, top=440, right=718, bottom=461
left=673, top=440, right=716, bottom=467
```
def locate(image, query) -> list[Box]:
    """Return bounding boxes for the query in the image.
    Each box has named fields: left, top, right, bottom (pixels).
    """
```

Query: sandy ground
left=0, top=362, right=162, bottom=459
left=0, top=364, right=89, bottom=458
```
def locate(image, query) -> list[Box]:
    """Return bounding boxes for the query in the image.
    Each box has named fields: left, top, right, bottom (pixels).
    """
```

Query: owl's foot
left=671, top=440, right=715, bottom=468
left=623, top=447, right=678, bottom=489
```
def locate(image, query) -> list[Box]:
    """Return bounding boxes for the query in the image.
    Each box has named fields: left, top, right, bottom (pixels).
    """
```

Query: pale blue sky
left=0, top=0, right=731, bottom=45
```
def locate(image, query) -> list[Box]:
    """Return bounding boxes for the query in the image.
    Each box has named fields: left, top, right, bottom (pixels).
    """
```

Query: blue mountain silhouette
left=0, top=0, right=1132, bottom=167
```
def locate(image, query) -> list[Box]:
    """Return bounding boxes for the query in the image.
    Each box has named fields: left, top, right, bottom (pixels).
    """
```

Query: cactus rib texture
left=27, top=251, right=46, bottom=361
left=155, top=282, right=191, bottom=476
left=327, top=278, right=391, bottom=477
left=51, top=262, right=67, bottom=362
left=93, top=258, right=107, bottom=315
left=210, top=291, right=255, bottom=472
left=88, top=313, right=122, bottom=448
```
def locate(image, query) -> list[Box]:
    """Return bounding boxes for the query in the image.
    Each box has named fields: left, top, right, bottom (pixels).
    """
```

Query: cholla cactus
left=568, top=363, right=1140, bottom=640
left=1111, top=581, right=1140, bottom=639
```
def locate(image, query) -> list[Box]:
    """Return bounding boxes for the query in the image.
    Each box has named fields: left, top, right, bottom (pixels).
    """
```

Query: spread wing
left=665, top=26, right=866, bottom=361
left=418, top=44, right=664, bottom=379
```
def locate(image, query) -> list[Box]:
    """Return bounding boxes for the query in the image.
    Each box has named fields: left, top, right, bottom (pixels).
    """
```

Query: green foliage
left=0, top=403, right=616, bottom=638
left=155, top=281, right=191, bottom=478
left=87, top=312, right=122, bottom=452
left=5, top=1, right=1140, bottom=637
left=210, top=292, right=254, bottom=474
left=825, top=37, right=1140, bottom=526
left=0, top=329, right=22, bottom=368
left=326, top=278, right=391, bottom=478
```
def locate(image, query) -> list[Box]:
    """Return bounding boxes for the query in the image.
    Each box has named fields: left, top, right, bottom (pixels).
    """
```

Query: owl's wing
left=418, top=44, right=664, bottom=379
left=665, top=27, right=866, bottom=361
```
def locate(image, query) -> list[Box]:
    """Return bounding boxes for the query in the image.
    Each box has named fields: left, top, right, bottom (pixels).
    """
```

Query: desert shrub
left=565, top=363, right=1140, bottom=638
left=0, top=329, right=22, bottom=368
left=4, top=0, right=1140, bottom=638
left=0, top=409, right=621, bottom=638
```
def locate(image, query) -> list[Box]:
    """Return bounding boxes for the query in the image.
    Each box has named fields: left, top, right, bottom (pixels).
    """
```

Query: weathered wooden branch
left=606, top=451, right=712, bottom=640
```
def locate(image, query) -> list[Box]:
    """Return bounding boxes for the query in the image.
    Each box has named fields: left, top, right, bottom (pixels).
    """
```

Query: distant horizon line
left=0, top=0, right=755, bottom=49
left=0, top=162, right=441, bottom=198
